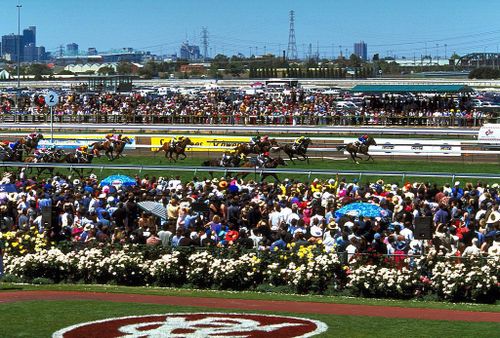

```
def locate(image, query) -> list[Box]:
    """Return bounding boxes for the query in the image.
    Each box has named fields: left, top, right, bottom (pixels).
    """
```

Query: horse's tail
left=336, top=145, right=346, bottom=151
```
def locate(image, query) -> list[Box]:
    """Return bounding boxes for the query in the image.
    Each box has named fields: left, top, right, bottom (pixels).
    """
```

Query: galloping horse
left=90, top=139, right=114, bottom=160
left=24, top=149, right=67, bottom=175
left=336, top=136, right=377, bottom=164
left=280, top=137, right=312, bottom=164
left=64, top=150, right=97, bottom=177
left=112, top=136, right=132, bottom=159
left=154, top=137, right=194, bottom=162
left=20, top=133, right=44, bottom=153
left=201, top=155, right=242, bottom=177
left=234, top=138, right=279, bottom=156
left=239, top=157, right=287, bottom=182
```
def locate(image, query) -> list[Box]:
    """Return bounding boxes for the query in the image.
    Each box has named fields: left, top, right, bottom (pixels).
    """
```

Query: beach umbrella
left=100, top=174, right=137, bottom=187
left=0, top=184, right=17, bottom=193
left=335, top=202, right=383, bottom=218
left=137, top=201, right=167, bottom=220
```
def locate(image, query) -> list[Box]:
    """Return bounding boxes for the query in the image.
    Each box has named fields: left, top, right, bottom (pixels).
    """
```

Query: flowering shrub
left=210, top=253, right=262, bottom=290
left=431, top=258, right=499, bottom=302
left=347, top=264, right=423, bottom=299
left=0, top=227, right=49, bottom=256
left=5, top=248, right=68, bottom=282
left=2, top=247, right=498, bottom=303
left=148, top=251, right=185, bottom=286
left=185, top=251, right=214, bottom=288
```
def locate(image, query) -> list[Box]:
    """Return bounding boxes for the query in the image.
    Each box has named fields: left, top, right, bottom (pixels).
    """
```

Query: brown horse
left=234, top=138, right=279, bottom=156
left=337, top=136, right=377, bottom=164
left=154, top=137, right=194, bottom=162
left=90, top=139, right=114, bottom=160
left=20, top=133, right=43, bottom=153
left=239, top=157, right=287, bottom=182
left=280, top=137, right=312, bottom=164
left=112, top=136, right=132, bottom=159
left=64, top=150, right=97, bottom=177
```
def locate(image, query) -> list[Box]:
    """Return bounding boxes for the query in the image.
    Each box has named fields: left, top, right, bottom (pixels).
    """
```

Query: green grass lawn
left=0, top=299, right=498, bottom=338
left=32, top=154, right=500, bottom=186
left=1, top=283, right=498, bottom=313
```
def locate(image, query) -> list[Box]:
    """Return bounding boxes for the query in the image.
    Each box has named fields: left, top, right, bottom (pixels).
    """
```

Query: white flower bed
left=3, top=248, right=498, bottom=303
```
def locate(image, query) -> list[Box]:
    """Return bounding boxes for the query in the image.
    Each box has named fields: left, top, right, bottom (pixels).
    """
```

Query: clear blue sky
left=1, top=0, right=499, bottom=59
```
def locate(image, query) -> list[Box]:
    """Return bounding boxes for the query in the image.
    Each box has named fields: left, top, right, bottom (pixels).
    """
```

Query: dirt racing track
left=1, top=290, right=499, bottom=323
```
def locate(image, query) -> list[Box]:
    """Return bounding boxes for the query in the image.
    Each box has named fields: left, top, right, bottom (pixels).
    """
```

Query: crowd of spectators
left=0, top=169, right=499, bottom=259
left=1, top=89, right=494, bottom=126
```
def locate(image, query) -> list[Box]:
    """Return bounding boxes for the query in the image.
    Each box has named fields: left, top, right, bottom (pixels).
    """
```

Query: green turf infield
left=22, top=155, right=500, bottom=186
left=0, top=299, right=498, bottom=338
left=1, top=284, right=498, bottom=312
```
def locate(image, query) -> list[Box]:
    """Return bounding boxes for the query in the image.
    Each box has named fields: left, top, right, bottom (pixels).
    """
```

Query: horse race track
left=1, top=289, right=499, bottom=337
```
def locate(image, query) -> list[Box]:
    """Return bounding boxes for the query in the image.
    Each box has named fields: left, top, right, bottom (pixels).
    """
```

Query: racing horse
left=20, top=133, right=44, bottom=153
left=154, top=137, right=194, bottom=162
left=201, top=155, right=242, bottom=177
left=23, top=149, right=67, bottom=175
left=234, top=138, right=279, bottom=156
left=64, top=149, right=98, bottom=177
left=89, top=139, right=115, bottom=160
left=112, top=136, right=132, bottom=160
left=336, top=136, right=377, bottom=164
left=279, top=137, right=312, bottom=164
left=238, top=157, right=287, bottom=182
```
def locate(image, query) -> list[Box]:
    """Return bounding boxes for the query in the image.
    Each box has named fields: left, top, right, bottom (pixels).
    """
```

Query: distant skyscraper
left=37, top=46, right=46, bottom=61
left=24, top=43, right=37, bottom=62
left=180, top=42, right=201, bottom=60
left=23, top=26, right=36, bottom=47
left=66, top=43, right=79, bottom=56
left=354, top=41, right=367, bottom=61
left=1, top=34, right=22, bottom=61
left=87, top=47, right=98, bottom=55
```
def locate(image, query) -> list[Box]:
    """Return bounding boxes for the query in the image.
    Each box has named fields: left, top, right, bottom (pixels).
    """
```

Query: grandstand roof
left=350, top=84, right=474, bottom=93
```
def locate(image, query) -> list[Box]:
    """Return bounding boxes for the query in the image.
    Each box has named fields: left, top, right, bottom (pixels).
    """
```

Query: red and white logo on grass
left=53, top=312, right=327, bottom=337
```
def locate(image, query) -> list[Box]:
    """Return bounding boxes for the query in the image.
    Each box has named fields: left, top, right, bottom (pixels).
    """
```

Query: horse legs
left=350, top=151, right=359, bottom=164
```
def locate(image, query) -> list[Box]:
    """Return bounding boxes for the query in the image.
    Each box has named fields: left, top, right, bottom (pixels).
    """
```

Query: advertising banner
left=38, top=135, right=136, bottom=149
left=343, top=138, right=462, bottom=156
left=151, top=136, right=251, bottom=152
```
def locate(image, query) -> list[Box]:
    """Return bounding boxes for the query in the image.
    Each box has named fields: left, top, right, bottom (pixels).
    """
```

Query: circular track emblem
left=53, top=312, right=328, bottom=338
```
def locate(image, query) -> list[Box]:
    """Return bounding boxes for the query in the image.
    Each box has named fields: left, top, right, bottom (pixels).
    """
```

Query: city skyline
left=1, top=0, right=499, bottom=59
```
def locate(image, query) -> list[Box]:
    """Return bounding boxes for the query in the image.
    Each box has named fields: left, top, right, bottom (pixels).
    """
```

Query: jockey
left=112, top=134, right=122, bottom=142
left=260, top=135, right=270, bottom=143
left=27, top=132, right=37, bottom=141
left=256, top=151, right=271, bottom=168
left=293, top=136, right=305, bottom=151
left=34, top=147, right=49, bottom=163
left=76, top=145, right=90, bottom=162
left=250, top=135, right=260, bottom=146
left=220, top=152, right=231, bottom=167
left=170, top=135, right=184, bottom=148
left=357, top=134, right=369, bottom=146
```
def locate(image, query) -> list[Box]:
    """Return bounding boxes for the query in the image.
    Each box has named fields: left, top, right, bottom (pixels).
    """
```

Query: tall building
left=87, top=47, right=98, bottom=55
left=180, top=42, right=201, bottom=60
left=66, top=43, right=79, bottom=56
left=24, top=43, right=37, bottom=62
left=354, top=41, right=367, bottom=61
left=23, top=26, right=36, bottom=47
left=37, top=46, right=46, bottom=61
left=1, top=34, right=22, bottom=61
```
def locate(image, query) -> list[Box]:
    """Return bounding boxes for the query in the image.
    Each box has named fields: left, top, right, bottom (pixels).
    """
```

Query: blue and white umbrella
left=335, top=202, right=383, bottom=218
left=0, top=184, right=17, bottom=193
left=100, top=174, right=137, bottom=187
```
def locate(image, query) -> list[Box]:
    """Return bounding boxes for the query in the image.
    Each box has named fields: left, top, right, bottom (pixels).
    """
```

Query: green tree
left=116, top=61, right=133, bottom=74
left=469, top=67, right=500, bottom=79
left=349, top=54, right=362, bottom=67
left=97, top=66, right=116, bottom=75
left=226, top=61, right=244, bottom=77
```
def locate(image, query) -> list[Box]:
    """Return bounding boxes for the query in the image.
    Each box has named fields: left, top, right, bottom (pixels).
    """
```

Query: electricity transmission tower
left=287, top=10, right=298, bottom=60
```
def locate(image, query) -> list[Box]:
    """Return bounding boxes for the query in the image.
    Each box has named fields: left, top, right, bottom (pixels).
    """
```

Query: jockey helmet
left=264, top=151, right=270, bottom=156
